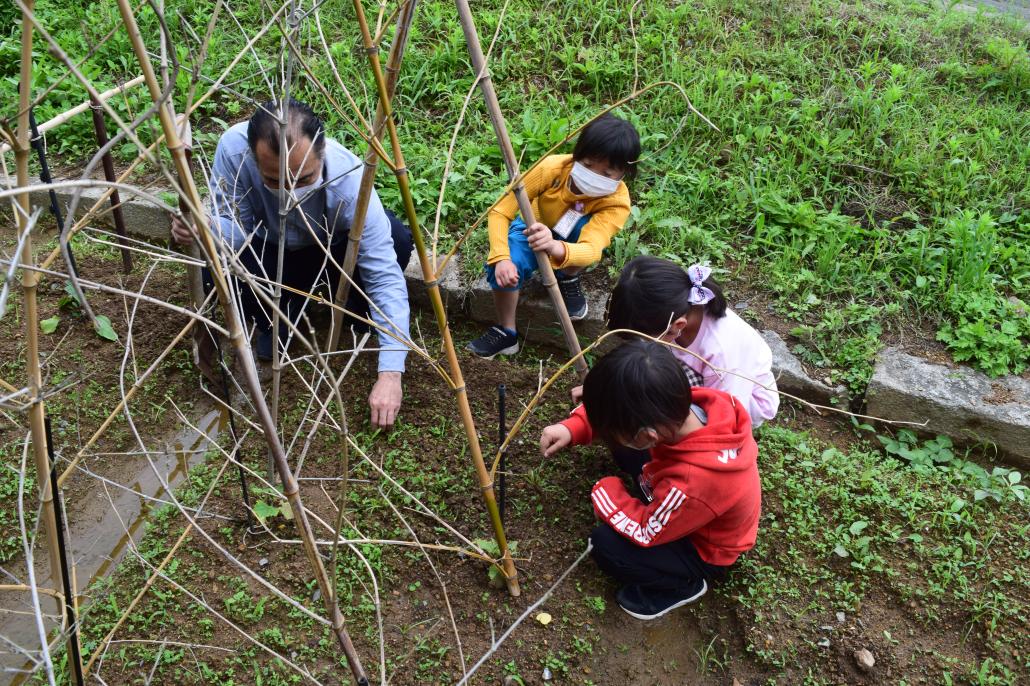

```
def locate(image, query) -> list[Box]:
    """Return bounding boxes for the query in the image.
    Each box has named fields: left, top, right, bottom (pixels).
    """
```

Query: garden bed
left=2, top=243, right=1027, bottom=685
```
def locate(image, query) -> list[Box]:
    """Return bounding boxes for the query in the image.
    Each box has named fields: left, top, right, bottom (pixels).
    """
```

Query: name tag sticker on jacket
left=551, top=203, right=584, bottom=239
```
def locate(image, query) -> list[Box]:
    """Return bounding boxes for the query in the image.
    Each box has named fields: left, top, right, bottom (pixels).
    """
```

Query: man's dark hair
left=247, top=98, right=326, bottom=158
left=572, top=113, right=642, bottom=177
left=607, top=256, right=727, bottom=336
left=582, top=339, right=691, bottom=445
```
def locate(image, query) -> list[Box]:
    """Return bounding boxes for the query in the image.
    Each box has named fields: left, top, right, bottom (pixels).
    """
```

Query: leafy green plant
left=473, top=537, right=518, bottom=585
left=223, top=588, right=269, bottom=624
left=936, top=292, right=1030, bottom=376
left=54, top=280, right=118, bottom=341
left=584, top=595, right=606, bottom=615
left=878, top=431, right=1027, bottom=504
left=249, top=487, right=294, bottom=526
left=40, top=316, right=60, bottom=334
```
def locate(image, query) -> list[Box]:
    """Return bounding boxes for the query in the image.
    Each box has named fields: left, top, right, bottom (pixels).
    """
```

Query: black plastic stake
left=44, top=416, right=85, bottom=686
left=28, top=107, right=80, bottom=281
left=498, top=384, right=506, bottom=523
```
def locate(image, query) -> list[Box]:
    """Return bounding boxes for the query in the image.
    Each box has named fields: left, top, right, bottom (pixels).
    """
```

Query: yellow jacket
left=486, top=154, right=632, bottom=270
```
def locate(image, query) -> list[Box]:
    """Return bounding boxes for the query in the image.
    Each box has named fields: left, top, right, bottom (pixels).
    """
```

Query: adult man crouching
left=172, top=99, right=413, bottom=428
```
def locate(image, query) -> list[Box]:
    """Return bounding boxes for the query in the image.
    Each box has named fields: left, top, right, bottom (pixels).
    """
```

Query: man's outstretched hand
left=369, top=371, right=403, bottom=429
left=170, top=213, right=196, bottom=246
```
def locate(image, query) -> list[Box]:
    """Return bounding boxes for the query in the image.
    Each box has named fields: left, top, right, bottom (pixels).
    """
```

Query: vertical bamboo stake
left=113, top=1, right=369, bottom=681
left=15, top=0, right=84, bottom=678
left=269, top=3, right=300, bottom=480
left=326, top=0, right=417, bottom=352
left=453, top=0, right=588, bottom=379
left=154, top=0, right=217, bottom=386
left=350, top=0, right=520, bottom=596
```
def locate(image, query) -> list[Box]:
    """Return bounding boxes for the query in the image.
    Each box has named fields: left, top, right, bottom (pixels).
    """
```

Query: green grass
left=730, top=423, right=1029, bottom=682
left=3, top=0, right=1029, bottom=389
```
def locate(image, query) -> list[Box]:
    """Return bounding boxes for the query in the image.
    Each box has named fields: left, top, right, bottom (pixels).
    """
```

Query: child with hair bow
left=592, top=256, right=779, bottom=428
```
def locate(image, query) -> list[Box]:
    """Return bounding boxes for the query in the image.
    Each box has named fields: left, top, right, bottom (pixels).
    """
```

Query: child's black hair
left=248, top=98, right=326, bottom=158
left=582, top=339, right=692, bottom=445
left=572, top=113, right=641, bottom=177
left=606, top=256, right=727, bottom=336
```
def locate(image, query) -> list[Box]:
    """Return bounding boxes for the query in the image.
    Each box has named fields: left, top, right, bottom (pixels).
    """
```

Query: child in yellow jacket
left=468, top=114, right=640, bottom=358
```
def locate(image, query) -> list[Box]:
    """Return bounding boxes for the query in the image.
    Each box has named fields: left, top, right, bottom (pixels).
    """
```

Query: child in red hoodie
left=539, top=339, right=761, bottom=620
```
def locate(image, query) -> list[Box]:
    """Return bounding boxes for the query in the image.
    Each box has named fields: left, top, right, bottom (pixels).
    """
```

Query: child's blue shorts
left=485, top=214, right=591, bottom=291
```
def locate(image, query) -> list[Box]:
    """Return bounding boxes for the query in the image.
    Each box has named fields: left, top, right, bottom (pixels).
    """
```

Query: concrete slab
left=466, top=273, right=608, bottom=344
left=27, top=174, right=173, bottom=242
left=866, top=347, right=1030, bottom=467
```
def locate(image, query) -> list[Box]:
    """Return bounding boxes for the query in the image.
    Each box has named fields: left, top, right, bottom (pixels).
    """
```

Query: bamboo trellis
left=0, top=0, right=725, bottom=683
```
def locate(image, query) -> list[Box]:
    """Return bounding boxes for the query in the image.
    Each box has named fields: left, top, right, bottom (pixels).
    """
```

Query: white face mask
left=264, top=170, right=323, bottom=203
left=570, top=161, right=621, bottom=197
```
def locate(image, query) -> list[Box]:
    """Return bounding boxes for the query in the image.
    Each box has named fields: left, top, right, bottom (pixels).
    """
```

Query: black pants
left=590, top=523, right=726, bottom=592
left=593, top=445, right=726, bottom=591
left=206, top=210, right=413, bottom=337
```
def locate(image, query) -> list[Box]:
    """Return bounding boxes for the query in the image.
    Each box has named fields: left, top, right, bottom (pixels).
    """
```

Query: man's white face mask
left=264, top=170, right=323, bottom=203
left=570, top=161, right=621, bottom=197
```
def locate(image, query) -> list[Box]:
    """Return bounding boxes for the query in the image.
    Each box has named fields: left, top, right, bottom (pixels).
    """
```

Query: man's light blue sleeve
left=209, top=135, right=255, bottom=251
left=352, top=191, right=411, bottom=373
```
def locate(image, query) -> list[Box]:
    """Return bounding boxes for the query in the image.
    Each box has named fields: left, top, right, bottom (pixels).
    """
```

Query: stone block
left=27, top=175, right=173, bottom=243
left=866, top=347, right=1030, bottom=467
left=467, top=274, right=607, bottom=345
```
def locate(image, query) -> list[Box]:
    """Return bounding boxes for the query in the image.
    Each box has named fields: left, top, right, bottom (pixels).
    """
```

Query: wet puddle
left=1, top=408, right=224, bottom=680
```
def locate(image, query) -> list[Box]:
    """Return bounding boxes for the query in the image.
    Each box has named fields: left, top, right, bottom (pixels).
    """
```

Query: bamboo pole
left=349, top=0, right=520, bottom=596
left=269, top=4, right=299, bottom=480
left=170, top=116, right=220, bottom=385
left=0, top=76, right=146, bottom=155
left=326, top=0, right=416, bottom=352
left=453, top=0, right=588, bottom=379
left=14, top=1, right=84, bottom=680
left=112, top=1, right=369, bottom=682
left=153, top=0, right=218, bottom=390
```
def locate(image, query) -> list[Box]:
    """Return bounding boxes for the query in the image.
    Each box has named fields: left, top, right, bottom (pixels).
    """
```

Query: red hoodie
left=561, top=387, right=761, bottom=566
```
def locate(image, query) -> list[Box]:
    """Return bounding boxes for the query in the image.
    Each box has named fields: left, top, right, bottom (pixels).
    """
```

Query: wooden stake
left=350, top=0, right=520, bottom=596
left=452, top=0, right=588, bottom=379
left=113, top=1, right=369, bottom=681
left=87, top=98, right=133, bottom=273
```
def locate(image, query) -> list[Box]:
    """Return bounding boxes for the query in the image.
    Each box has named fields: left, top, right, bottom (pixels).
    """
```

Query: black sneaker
left=615, top=580, right=708, bottom=620
left=467, top=325, right=519, bottom=359
left=557, top=274, right=588, bottom=320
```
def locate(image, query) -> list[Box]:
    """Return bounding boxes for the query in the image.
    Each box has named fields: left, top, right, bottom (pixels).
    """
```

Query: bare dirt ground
left=2, top=232, right=1026, bottom=685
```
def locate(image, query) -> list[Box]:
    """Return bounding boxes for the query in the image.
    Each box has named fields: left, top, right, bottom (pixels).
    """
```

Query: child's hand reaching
left=570, top=385, right=583, bottom=403
left=539, top=424, right=572, bottom=457
left=494, top=259, right=519, bottom=288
